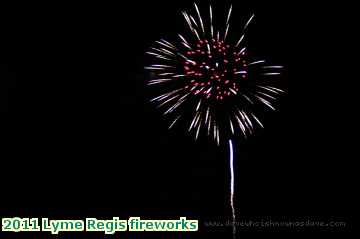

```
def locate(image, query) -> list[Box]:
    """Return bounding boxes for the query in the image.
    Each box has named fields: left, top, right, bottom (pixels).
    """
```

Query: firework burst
left=146, top=4, right=283, bottom=145
left=145, top=2, right=284, bottom=237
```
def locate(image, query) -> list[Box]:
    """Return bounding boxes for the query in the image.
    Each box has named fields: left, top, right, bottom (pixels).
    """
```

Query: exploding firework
left=145, top=2, right=283, bottom=237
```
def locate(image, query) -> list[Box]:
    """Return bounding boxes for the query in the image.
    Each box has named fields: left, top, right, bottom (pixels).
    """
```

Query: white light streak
left=248, top=60, right=265, bottom=66
left=229, top=139, right=236, bottom=237
left=244, top=14, right=255, bottom=30
left=194, top=3, right=205, bottom=33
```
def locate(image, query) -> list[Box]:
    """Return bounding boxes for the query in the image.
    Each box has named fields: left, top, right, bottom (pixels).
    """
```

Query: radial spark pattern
left=146, top=3, right=283, bottom=145
left=146, top=3, right=284, bottom=238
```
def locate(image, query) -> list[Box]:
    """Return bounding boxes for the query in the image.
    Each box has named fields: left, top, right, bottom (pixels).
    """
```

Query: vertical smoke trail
left=229, top=139, right=236, bottom=238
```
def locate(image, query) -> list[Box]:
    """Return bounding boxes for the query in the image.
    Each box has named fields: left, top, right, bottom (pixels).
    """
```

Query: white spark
left=194, top=111, right=201, bottom=127
left=148, top=78, right=175, bottom=85
left=261, top=72, right=281, bottom=76
left=161, top=39, right=177, bottom=50
left=229, top=118, right=234, bottom=134
left=241, top=93, right=254, bottom=104
left=226, top=5, right=233, bottom=25
left=235, top=114, right=247, bottom=137
left=164, top=98, right=185, bottom=114
left=173, top=74, right=185, bottom=78
left=207, top=114, right=212, bottom=135
left=209, top=5, right=213, bottom=37
left=182, top=11, right=200, bottom=40
left=158, top=73, right=174, bottom=76
left=267, top=86, right=285, bottom=92
left=177, top=53, right=193, bottom=63
left=238, top=110, right=252, bottom=132
left=150, top=88, right=182, bottom=102
left=196, top=99, right=202, bottom=111
left=248, top=60, right=265, bottom=65
left=256, top=90, right=276, bottom=100
left=238, top=47, right=246, bottom=54
left=242, top=110, right=253, bottom=129
left=195, top=123, right=201, bottom=140
left=235, top=34, right=245, bottom=47
left=229, top=88, right=237, bottom=95
left=178, top=34, right=192, bottom=49
left=144, top=66, right=166, bottom=70
left=205, top=87, right=212, bottom=94
left=182, top=11, right=193, bottom=31
left=189, top=111, right=200, bottom=131
left=150, top=47, right=176, bottom=57
left=146, top=51, right=172, bottom=61
left=205, top=107, right=210, bottom=124
left=262, top=65, right=283, bottom=69
left=257, top=85, right=280, bottom=94
left=207, top=43, right=211, bottom=54
left=189, top=15, right=199, bottom=28
left=155, top=40, right=174, bottom=50
left=160, top=47, right=177, bottom=57
left=254, top=95, right=276, bottom=110
left=224, top=24, right=230, bottom=41
left=234, top=70, right=247, bottom=74
left=251, top=113, right=264, bottom=128
left=157, top=95, right=179, bottom=107
left=244, top=13, right=255, bottom=30
left=164, top=92, right=190, bottom=115
left=169, top=115, right=181, bottom=129
left=151, top=64, right=175, bottom=68
left=194, top=3, right=205, bottom=33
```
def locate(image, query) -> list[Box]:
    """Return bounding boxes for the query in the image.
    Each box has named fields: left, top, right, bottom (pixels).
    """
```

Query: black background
left=0, top=0, right=355, bottom=238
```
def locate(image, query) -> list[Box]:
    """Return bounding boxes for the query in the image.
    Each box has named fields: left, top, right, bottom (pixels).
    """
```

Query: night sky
left=0, top=0, right=354, bottom=238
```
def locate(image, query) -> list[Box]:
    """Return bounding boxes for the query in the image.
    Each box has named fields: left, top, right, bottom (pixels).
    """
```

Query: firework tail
left=229, top=139, right=236, bottom=238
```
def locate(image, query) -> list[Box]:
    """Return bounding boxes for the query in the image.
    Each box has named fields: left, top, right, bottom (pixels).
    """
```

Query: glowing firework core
left=184, top=39, right=248, bottom=101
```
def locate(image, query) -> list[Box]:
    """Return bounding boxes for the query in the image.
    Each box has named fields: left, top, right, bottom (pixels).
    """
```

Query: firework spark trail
left=209, top=5, right=213, bottom=38
left=194, top=3, right=205, bottom=34
left=244, top=13, right=255, bottom=30
left=146, top=3, right=284, bottom=238
left=235, top=35, right=245, bottom=47
left=248, top=60, right=265, bottom=65
left=169, top=115, right=181, bottom=129
left=261, top=72, right=281, bottom=76
left=145, top=52, right=172, bottom=61
left=229, top=139, right=236, bottom=238
left=262, top=65, right=284, bottom=69
left=224, top=5, right=232, bottom=41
